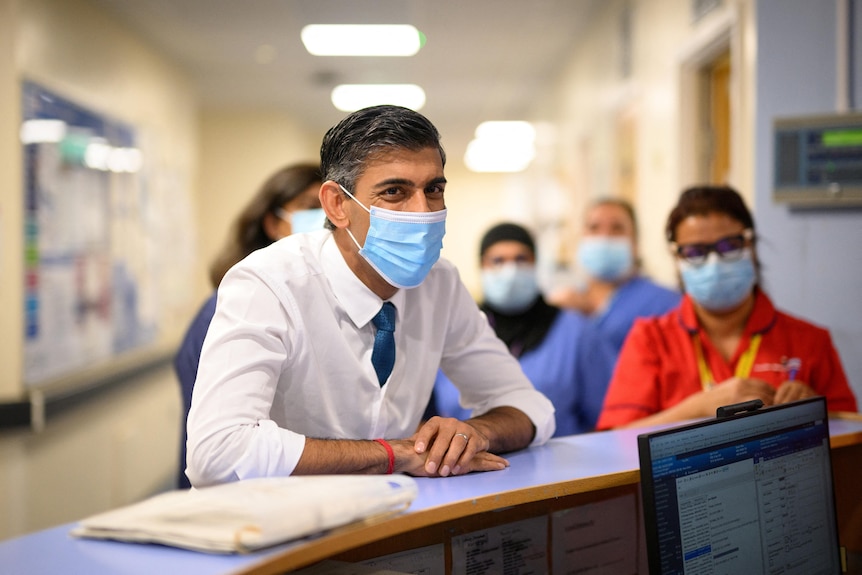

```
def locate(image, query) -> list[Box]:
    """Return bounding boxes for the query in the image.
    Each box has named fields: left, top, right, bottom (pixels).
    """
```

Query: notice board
left=21, top=81, right=190, bottom=388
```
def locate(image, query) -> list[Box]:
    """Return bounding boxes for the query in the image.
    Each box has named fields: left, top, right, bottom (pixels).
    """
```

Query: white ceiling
left=91, top=0, right=601, bottom=164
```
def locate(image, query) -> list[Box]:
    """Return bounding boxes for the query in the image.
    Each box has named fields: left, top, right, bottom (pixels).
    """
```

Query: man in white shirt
left=186, top=105, right=555, bottom=487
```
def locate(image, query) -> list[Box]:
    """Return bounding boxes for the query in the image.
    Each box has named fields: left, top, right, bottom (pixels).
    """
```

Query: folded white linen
left=71, top=474, right=418, bottom=553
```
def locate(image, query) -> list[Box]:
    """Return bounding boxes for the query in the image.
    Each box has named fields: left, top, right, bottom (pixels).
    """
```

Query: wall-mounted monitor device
left=773, top=112, right=862, bottom=207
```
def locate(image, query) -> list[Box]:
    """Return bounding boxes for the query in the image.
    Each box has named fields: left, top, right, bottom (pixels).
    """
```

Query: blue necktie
left=371, top=302, right=396, bottom=386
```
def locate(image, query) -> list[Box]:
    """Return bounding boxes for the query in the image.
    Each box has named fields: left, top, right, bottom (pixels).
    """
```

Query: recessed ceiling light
left=331, top=84, right=426, bottom=112
left=464, top=121, right=536, bottom=173
left=301, top=24, right=423, bottom=57
left=474, top=121, right=536, bottom=142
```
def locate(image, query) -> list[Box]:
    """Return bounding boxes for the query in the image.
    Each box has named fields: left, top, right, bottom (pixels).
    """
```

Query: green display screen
left=821, top=128, right=862, bottom=147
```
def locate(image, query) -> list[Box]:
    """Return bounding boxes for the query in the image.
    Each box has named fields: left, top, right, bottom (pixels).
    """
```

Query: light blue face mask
left=482, top=263, right=540, bottom=314
left=679, top=248, right=756, bottom=312
left=340, top=185, right=447, bottom=289
left=577, top=237, right=633, bottom=281
left=286, top=208, right=326, bottom=234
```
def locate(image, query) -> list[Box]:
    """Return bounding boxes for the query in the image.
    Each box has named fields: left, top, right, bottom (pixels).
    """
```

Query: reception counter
left=3, top=415, right=862, bottom=574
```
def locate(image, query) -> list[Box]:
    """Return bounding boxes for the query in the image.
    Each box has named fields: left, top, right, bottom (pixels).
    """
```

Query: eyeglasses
left=670, top=229, right=753, bottom=266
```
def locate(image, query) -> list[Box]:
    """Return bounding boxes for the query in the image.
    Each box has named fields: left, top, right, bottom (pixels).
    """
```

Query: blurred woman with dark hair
left=207, top=163, right=323, bottom=288
left=597, top=185, right=856, bottom=429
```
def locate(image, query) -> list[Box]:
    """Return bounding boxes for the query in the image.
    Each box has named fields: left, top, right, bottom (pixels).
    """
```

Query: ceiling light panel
left=301, top=24, right=423, bottom=57
left=464, top=121, right=537, bottom=173
left=331, top=84, right=426, bottom=112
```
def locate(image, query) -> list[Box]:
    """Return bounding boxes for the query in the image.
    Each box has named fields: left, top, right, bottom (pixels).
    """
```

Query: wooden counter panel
left=833, top=442, right=862, bottom=552
left=234, top=471, right=641, bottom=575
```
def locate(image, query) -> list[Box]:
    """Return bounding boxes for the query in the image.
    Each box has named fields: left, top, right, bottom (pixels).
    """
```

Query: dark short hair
left=320, top=105, right=446, bottom=192
left=480, top=222, right=536, bottom=260
left=665, top=185, right=755, bottom=243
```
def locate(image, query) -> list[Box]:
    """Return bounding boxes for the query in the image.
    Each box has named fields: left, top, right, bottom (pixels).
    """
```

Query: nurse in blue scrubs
left=431, top=223, right=616, bottom=436
left=548, top=198, right=680, bottom=353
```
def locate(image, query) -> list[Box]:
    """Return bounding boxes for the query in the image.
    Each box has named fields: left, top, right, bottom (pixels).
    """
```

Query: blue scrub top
left=173, top=292, right=218, bottom=489
left=593, top=276, right=680, bottom=352
left=433, top=310, right=616, bottom=436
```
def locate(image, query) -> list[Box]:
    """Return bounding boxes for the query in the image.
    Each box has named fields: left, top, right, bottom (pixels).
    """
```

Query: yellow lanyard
left=693, top=333, right=762, bottom=390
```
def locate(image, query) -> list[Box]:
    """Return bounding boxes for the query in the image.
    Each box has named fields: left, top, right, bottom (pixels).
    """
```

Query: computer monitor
left=638, top=397, right=841, bottom=575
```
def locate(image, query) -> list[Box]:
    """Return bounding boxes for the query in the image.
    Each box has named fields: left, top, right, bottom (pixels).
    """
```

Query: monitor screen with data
left=638, top=397, right=841, bottom=575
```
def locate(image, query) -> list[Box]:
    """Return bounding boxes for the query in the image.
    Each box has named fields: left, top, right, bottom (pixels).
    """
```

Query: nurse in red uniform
left=597, top=185, right=857, bottom=429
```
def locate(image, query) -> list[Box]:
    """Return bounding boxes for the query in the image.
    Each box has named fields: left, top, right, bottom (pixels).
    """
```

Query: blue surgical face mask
left=340, top=184, right=447, bottom=289
left=288, top=208, right=325, bottom=235
left=482, top=263, right=540, bottom=314
left=577, top=237, right=633, bottom=281
left=679, top=248, right=756, bottom=312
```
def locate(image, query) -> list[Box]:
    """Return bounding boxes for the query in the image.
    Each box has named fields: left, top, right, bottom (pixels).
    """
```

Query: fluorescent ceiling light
left=474, top=121, right=536, bottom=142
left=301, top=24, right=423, bottom=56
left=464, top=139, right=536, bottom=173
left=331, top=84, right=426, bottom=112
left=464, top=121, right=536, bottom=173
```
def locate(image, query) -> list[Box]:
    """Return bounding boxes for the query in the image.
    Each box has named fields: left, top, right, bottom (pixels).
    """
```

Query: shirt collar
left=678, top=288, right=777, bottom=336
left=320, top=233, right=406, bottom=328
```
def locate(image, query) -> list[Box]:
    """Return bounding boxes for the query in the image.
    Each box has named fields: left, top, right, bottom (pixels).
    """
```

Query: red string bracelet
left=374, top=438, right=395, bottom=474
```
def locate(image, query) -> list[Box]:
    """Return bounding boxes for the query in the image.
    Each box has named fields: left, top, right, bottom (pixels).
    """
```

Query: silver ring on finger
left=455, top=432, right=469, bottom=442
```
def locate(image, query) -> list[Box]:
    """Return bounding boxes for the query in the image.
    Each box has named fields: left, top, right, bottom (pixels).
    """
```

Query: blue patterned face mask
left=577, top=237, right=633, bottom=281
left=340, top=185, right=447, bottom=289
left=481, top=264, right=540, bottom=314
left=679, top=248, right=756, bottom=311
left=287, top=208, right=326, bottom=234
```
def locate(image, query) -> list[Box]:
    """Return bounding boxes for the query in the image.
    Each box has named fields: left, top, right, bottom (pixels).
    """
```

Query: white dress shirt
left=186, top=230, right=555, bottom=486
